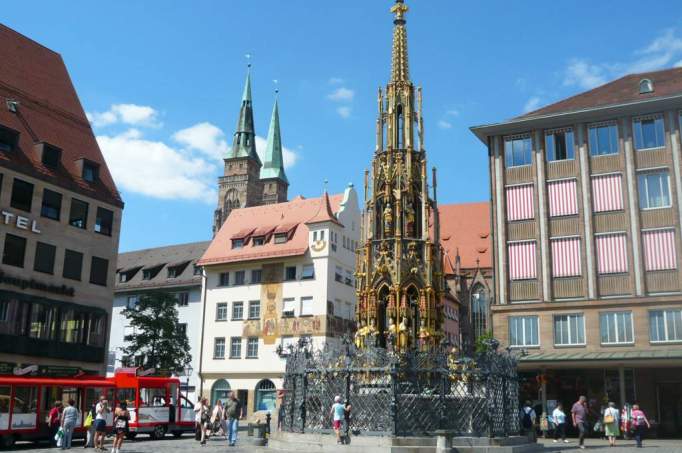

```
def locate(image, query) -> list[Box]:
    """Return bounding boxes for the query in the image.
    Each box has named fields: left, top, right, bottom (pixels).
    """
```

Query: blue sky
left=4, top=1, right=682, bottom=252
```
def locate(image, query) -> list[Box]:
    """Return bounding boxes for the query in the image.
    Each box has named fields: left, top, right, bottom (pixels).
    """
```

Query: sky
left=4, top=1, right=682, bottom=252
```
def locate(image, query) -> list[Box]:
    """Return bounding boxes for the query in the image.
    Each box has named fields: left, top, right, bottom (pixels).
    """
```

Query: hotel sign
left=1, top=210, right=41, bottom=234
left=0, top=269, right=75, bottom=297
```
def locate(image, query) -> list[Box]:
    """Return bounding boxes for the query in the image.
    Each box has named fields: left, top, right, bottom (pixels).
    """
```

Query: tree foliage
left=120, top=292, right=191, bottom=372
left=474, top=330, right=496, bottom=354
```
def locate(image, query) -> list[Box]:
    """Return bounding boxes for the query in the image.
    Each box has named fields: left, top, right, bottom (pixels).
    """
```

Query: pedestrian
left=330, top=395, right=345, bottom=445
left=343, top=400, right=352, bottom=444
left=603, top=402, right=620, bottom=447
left=94, top=395, right=109, bottom=451
left=211, top=399, right=224, bottom=437
left=224, top=391, right=242, bottom=447
left=84, top=401, right=97, bottom=448
left=630, top=404, right=651, bottom=448
left=48, top=401, right=63, bottom=446
left=194, top=397, right=209, bottom=446
left=111, top=401, right=129, bottom=453
left=60, top=399, right=79, bottom=450
left=520, top=400, right=537, bottom=442
left=571, top=395, right=588, bottom=450
left=551, top=403, right=569, bottom=444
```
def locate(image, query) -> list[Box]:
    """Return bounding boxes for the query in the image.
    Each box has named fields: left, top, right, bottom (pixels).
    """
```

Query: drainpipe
left=198, top=267, right=208, bottom=399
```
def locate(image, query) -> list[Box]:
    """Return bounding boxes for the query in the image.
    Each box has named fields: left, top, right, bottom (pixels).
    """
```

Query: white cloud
left=328, top=77, right=344, bottom=85
left=172, top=122, right=228, bottom=160
left=437, top=120, right=452, bottom=130
left=254, top=136, right=299, bottom=168
left=676, top=59, right=682, bottom=68
left=88, top=103, right=161, bottom=128
left=336, top=106, right=352, bottom=119
left=563, top=59, right=607, bottom=90
left=327, top=87, right=355, bottom=102
left=96, top=128, right=217, bottom=203
left=446, top=109, right=460, bottom=117
left=523, top=96, right=542, bottom=113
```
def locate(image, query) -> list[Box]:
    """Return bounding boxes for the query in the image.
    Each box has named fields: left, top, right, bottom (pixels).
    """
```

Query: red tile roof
left=306, top=191, right=343, bottom=226
left=438, top=202, right=491, bottom=274
left=199, top=193, right=345, bottom=266
left=0, top=24, right=122, bottom=207
left=520, top=66, right=682, bottom=119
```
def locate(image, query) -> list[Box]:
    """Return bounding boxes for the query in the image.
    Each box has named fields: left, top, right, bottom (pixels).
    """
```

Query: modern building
left=213, top=68, right=289, bottom=235
left=472, top=67, right=682, bottom=436
left=108, top=240, right=210, bottom=401
left=198, top=185, right=360, bottom=417
left=0, top=24, right=123, bottom=375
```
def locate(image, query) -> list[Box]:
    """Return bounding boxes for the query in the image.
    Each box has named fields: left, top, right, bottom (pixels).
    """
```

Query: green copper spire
left=260, top=95, right=288, bottom=183
left=227, top=65, right=261, bottom=163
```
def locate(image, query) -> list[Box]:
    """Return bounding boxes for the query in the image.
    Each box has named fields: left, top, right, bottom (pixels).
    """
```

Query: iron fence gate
left=280, top=338, right=520, bottom=437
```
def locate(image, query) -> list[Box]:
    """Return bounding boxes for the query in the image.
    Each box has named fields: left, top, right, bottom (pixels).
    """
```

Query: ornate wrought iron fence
left=280, top=338, right=520, bottom=437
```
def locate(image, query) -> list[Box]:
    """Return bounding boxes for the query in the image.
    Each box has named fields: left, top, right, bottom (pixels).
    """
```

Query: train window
left=86, top=387, right=114, bottom=412
left=12, top=386, right=38, bottom=429
left=117, top=388, right=136, bottom=408
left=0, top=385, right=9, bottom=430
left=140, top=387, right=167, bottom=407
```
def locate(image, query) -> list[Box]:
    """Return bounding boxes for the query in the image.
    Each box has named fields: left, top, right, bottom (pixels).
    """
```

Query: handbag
left=604, top=414, right=615, bottom=424
left=55, top=427, right=64, bottom=447
left=84, top=412, right=93, bottom=428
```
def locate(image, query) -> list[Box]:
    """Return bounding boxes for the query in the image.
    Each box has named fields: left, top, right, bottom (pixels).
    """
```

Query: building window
left=634, top=116, right=665, bottom=150
left=126, top=295, right=139, bottom=309
left=41, top=144, right=61, bottom=168
left=177, top=323, right=187, bottom=337
left=638, top=171, right=671, bottom=209
left=504, top=135, right=532, bottom=168
left=588, top=123, right=619, bottom=156
left=649, top=309, right=682, bottom=343
left=82, top=161, right=99, bottom=182
left=642, top=229, right=677, bottom=271
left=0, top=125, right=18, bottom=152
left=218, top=272, right=229, bottom=286
left=232, top=301, right=243, bottom=320
left=10, top=178, right=33, bottom=212
left=591, top=173, right=623, bottom=212
left=232, top=239, right=244, bottom=249
left=274, top=233, right=287, bottom=244
left=2, top=233, right=26, bottom=268
left=248, top=300, right=260, bottom=319
left=284, top=266, right=296, bottom=281
left=176, top=292, right=189, bottom=306
left=507, top=241, right=537, bottom=280
left=282, top=298, right=297, bottom=317
left=252, top=236, right=265, bottom=246
left=90, top=256, right=109, bottom=286
left=167, top=266, right=179, bottom=278
left=68, top=199, right=89, bottom=229
left=505, top=184, right=534, bottom=221
left=509, top=316, right=539, bottom=347
left=600, top=311, right=634, bottom=345
left=595, top=233, right=628, bottom=274
left=63, top=249, right=83, bottom=281
left=639, top=78, right=654, bottom=94
left=95, top=207, right=114, bottom=236
left=471, top=284, right=489, bottom=341
left=251, top=269, right=262, bottom=284
left=230, top=337, right=242, bottom=358
left=550, top=237, right=581, bottom=278
left=554, top=314, right=585, bottom=346
left=300, top=297, right=313, bottom=316
left=246, top=337, right=259, bottom=358
left=255, top=379, right=276, bottom=412
left=234, top=270, right=245, bottom=286
left=335, top=266, right=343, bottom=283
left=280, top=335, right=295, bottom=352
left=216, top=302, right=228, bottom=321
left=301, top=264, right=315, bottom=280
left=545, top=129, right=574, bottom=161
left=193, top=264, right=202, bottom=276
left=40, top=189, right=62, bottom=220
left=213, top=338, right=225, bottom=359
left=547, top=179, right=578, bottom=217
left=34, top=241, right=56, bottom=274
left=345, top=270, right=353, bottom=286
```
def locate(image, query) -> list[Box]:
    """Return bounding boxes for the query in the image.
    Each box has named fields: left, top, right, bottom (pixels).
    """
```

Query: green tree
left=120, top=292, right=191, bottom=372
left=474, top=330, right=497, bottom=354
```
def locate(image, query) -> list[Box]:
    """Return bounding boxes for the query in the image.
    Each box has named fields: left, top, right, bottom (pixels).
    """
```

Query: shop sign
left=0, top=269, right=75, bottom=297
left=0, top=362, right=96, bottom=377
left=1, top=210, right=40, bottom=234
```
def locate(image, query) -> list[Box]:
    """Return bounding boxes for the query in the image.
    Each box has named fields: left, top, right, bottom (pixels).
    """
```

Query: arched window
left=396, top=105, right=404, bottom=149
left=211, top=379, right=230, bottom=405
left=471, top=285, right=489, bottom=341
left=639, top=78, right=654, bottom=94
left=255, top=379, right=276, bottom=412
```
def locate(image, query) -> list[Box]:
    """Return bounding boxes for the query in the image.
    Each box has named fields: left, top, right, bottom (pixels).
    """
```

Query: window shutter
left=507, top=241, right=537, bottom=280
left=506, top=184, right=534, bottom=221
left=547, top=179, right=578, bottom=217
left=592, top=174, right=623, bottom=212
left=596, top=233, right=628, bottom=274
left=551, top=237, right=581, bottom=277
left=643, top=229, right=677, bottom=271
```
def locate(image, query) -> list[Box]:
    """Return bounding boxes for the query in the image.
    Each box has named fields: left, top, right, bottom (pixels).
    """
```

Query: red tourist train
left=0, top=366, right=194, bottom=448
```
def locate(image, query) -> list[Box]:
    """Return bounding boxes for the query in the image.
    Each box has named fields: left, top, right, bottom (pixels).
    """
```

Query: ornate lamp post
left=184, top=363, right=194, bottom=402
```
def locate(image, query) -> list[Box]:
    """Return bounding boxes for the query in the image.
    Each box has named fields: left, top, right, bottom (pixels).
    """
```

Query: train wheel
left=172, top=430, right=182, bottom=438
left=150, top=424, right=166, bottom=440
left=0, top=435, right=15, bottom=448
left=125, top=432, right=137, bottom=440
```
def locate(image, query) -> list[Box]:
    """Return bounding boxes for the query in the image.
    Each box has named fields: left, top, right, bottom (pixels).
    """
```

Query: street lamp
left=184, top=364, right=194, bottom=402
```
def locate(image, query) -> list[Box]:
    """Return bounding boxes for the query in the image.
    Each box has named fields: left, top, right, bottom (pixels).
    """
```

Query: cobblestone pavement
left=538, top=437, right=682, bottom=452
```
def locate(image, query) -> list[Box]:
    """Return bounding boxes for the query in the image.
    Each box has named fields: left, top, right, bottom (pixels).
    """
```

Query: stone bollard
left=433, top=429, right=455, bottom=453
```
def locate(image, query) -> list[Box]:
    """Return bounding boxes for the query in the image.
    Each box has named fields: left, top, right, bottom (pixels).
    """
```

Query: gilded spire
left=260, top=93, right=288, bottom=183
left=390, top=0, right=410, bottom=83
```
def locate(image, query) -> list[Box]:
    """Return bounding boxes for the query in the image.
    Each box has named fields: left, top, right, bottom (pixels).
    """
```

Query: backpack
left=522, top=409, right=533, bottom=429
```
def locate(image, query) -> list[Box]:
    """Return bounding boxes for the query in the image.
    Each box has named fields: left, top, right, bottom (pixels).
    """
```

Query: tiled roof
left=115, top=240, right=211, bottom=291
left=199, top=193, right=345, bottom=266
left=438, top=202, right=491, bottom=274
left=306, top=191, right=343, bottom=226
left=519, top=66, right=682, bottom=119
left=0, top=24, right=122, bottom=207
left=521, top=349, right=682, bottom=362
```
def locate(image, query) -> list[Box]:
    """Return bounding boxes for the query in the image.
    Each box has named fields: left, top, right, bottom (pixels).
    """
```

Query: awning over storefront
left=521, top=349, right=682, bottom=363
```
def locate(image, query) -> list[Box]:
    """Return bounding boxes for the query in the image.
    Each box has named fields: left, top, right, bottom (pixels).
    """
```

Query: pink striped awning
left=551, top=237, right=581, bottom=277
left=643, top=229, right=677, bottom=271
left=508, top=241, right=537, bottom=280
left=592, top=174, right=623, bottom=212
left=506, top=184, right=534, bottom=221
left=548, top=179, right=578, bottom=217
left=596, top=233, right=628, bottom=274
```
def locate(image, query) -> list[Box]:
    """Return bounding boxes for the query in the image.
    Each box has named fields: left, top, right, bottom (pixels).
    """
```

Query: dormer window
left=167, top=267, right=179, bottom=278
left=0, top=125, right=19, bottom=152
left=274, top=233, right=288, bottom=244
left=142, top=264, right=164, bottom=280
left=252, top=236, right=265, bottom=246
left=232, top=239, right=244, bottom=249
left=83, top=161, right=99, bottom=182
left=41, top=143, right=61, bottom=168
left=639, top=78, right=654, bottom=94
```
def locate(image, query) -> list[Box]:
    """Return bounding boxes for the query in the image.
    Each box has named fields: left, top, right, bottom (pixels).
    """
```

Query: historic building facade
left=0, top=25, right=123, bottom=375
left=213, top=68, right=288, bottom=235
left=108, top=241, right=209, bottom=401
left=198, top=186, right=359, bottom=417
left=472, top=67, right=682, bottom=436
left=355, top=0, right=446, bottom=352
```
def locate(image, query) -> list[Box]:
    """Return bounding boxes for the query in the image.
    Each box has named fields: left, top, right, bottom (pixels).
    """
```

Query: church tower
left=214, top=66, right=264, bottom=235
left=355, top=0, right=445, bottom=352
left=260, top=95, right=289, bottom=204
